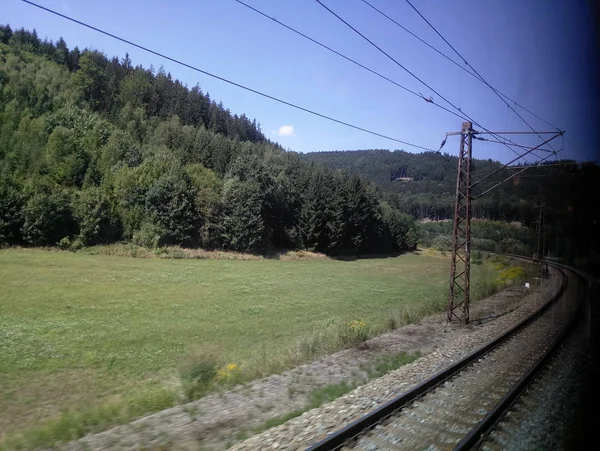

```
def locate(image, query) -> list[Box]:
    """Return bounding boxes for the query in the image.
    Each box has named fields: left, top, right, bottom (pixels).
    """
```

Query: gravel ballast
left=232, top=272, right=562, bottom=451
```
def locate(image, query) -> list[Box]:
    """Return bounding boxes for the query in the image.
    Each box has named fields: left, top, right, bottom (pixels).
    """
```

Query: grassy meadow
left=0, top=247, right=504, bottom=447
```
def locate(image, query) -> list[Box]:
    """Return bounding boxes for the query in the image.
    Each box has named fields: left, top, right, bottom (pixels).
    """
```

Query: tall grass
left=1, top=388, right=177, bottom=451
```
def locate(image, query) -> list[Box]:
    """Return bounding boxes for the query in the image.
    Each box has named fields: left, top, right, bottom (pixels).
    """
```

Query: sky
left=2, top=0, right=599, bottom=163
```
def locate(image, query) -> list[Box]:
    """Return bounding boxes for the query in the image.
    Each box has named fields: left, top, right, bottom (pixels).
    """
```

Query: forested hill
left=0, top=25, right=419, bottom=255
left=302, top=149, right=599, bottom=226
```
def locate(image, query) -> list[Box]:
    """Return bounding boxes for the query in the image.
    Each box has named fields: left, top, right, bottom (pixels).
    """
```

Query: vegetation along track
left=306, top=263, right=583, bottom=450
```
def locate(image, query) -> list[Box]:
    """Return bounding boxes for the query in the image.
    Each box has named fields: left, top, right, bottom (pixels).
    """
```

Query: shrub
left=472, top=238, right=497, bottom=252
left=132, top=220, right=164, bottom=248
left=338, top=320, right=369, bottom=346
left=177, top=346, right=221, bottom=400
left=431, top=235, right=452, bottom=251
left=498, top=266, right=526, bottom=285
left=21, top=190, right=75, bottom=245
left=496, top=237, right=531, bottom=256
left=70, top=237, right=84, bottom=251
left=58, top=236, right=71, bottom=249
left=216, top=363, right=242, bottom=385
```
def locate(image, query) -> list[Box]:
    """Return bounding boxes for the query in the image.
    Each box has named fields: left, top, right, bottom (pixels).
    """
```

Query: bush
left=177, top=346, right=221, bottom=401
left=70, top=237, right=84, bottom=251
left=432, top=235, right=452, bottom=251
left=338, top=320, right=369, bottom=346
left=472, top=238, right=497, bottom=252
left=132, top=220, right=164, bottom=249
left=21, top=190, right=75, bottom=245
left=498, top=266, right=526, bottom=285
left=58, top=236, right=71, bottom=249
left=497, top=237, right=531, bottom=256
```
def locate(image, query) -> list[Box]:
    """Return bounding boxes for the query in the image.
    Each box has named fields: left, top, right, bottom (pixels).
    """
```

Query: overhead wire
left=235, top=0, right=463, bottom=172
left=473, top=136, right=556, bottom=153
left=473, top=150, right=557, bottom=200
left=238, top=0, right=556, bottom=173
left=404, top=0, right=559, bottom=158
left=232, top=0, right=466, bottom=122
left=314, top=0, right=540, bottom=165
left=471, top=131, right=564, bottom=189
left=20, top=0, right=437, bottom=152
left=360, top=0, right=562, bottom=133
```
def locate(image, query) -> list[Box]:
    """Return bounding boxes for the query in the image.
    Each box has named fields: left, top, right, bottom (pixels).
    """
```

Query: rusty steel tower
left=447, top=122, right=474, bottom=324
left=444, top=126, right=564, bottom=324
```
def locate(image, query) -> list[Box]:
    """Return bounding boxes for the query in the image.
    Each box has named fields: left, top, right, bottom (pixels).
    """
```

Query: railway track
left=306, top=263, right=584, bottom=451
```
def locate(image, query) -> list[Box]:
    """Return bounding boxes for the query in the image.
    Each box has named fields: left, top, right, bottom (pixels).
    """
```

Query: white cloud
left=277, top=125, right=295, bottom=136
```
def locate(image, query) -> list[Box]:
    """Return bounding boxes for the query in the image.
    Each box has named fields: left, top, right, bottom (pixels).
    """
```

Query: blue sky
left=3, top=0, right=598, bottom=163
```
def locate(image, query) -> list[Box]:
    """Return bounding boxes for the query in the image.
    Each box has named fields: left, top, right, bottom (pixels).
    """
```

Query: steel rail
left=306, top=260, right=570, bottom=450
left=456, top=266, right=586, bottom=450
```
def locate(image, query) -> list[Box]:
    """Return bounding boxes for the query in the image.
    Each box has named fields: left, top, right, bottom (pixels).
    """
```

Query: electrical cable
left=474, top=136, right=555, bottom=153
left=404, top=0, right=559, bottom=156
left=315, top=0, right=539, bottom=164
left=473, top=150, right=557, bottom=200
left=361, top=0, right=562, bottom=133
left=232, top=0, right=466, bottom=122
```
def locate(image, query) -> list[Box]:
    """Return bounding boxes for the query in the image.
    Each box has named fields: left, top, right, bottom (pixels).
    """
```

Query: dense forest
left=303, top=149, right=600, bottom=263
left=0, top=25, right=419, bottom=255
left=302, top=149, right=593, bottom=222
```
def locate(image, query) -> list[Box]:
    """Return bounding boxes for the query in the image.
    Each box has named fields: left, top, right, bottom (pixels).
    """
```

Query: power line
left=404, top=0, right=559, bottom=156
left=474, top=136, right=556, bottom=153
left=21, top=0, right=437, bottom=153
left=472, top=131, right=562, bottom=135
left=471, top=132, right=563, bottom=189
left=314, top=0, right=538, bottom=164
left=473, top=150, right=557, bottom=200
left=361, top=0, right=561, bottom=132
left=232, top=0, right=466, bottom=122
left=315, top=0, right=463, bottom=117
left=240, top=0, right=543, bottom=166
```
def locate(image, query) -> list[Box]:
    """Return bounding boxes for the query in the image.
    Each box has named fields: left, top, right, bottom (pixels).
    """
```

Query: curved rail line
left=306, top=261, right=582, bottom=451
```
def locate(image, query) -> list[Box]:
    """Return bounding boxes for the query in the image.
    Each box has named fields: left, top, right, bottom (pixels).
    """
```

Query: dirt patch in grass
left=57, top=282, right=536, bottom=451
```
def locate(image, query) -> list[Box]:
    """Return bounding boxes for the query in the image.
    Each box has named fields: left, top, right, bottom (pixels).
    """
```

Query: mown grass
left=0, top=248, right=511, bottom=449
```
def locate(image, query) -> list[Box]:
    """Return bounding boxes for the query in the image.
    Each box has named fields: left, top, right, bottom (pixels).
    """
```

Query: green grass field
left=0, top=248, right=501, bottom=447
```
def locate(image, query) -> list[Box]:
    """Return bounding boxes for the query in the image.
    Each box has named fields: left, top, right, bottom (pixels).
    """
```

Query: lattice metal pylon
left=448, top=122, right=473, bottom=324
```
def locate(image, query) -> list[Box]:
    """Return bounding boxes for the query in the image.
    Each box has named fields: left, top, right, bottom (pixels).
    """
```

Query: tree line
left=0, top=25, right=418, bottom=255
left=304, top=149, right=600, bottom=263
left=302, top=149, right=598, bottom=223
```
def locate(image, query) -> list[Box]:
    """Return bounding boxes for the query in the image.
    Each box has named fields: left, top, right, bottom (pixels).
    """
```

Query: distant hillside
left=302, top=149, right=592, bottom=222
